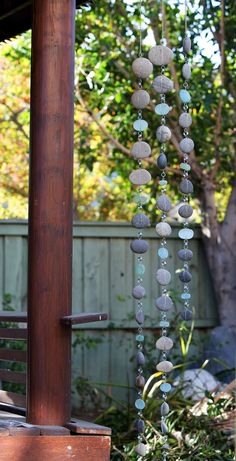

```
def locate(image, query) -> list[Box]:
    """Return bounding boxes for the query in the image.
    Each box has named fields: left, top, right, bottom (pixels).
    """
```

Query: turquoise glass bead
left=179, top=89, right=191, bottom=103
left=135, top=399, right=145, bottom=410
left=180, top=162, right=191, bottom=172
left=133, top=119, right=148, bottom=132
left=136, top=334, right=144, bottom=342
left=178, top=228, right=194, bottom=240
left=181, top=292, right=191, bottom=300
left=159, top=180, right=168, bottom=186
left=133, top=193, right=150, bottom=205
left=160, top=383, right=172, bottom=393
left=136, top=263, right=145, bottom=276
left=158, top=248, right=169, bottom=259
left=155, top=103, right=172, bottom=116
left=160, top=320, right=170, bottom=328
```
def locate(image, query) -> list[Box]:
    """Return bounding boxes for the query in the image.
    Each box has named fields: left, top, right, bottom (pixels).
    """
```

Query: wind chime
left=129, top=0, right=194, bottom=458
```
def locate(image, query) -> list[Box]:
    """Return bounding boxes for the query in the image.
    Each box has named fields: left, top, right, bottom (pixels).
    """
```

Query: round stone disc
left=156, top=361, right=173, bottom=373
left=131, top=89, right=150, bottom=109
left=157, top=153, right=167, bottom=169
left=181, top=308, right=192, bottom=320
left=137, top=351, right=145, bottom=366
left=180, top=178, right=194, bottom=195
left=131, top=141, right=151, bottom=159
left=182, top=63, right=191, bottom=80
left=135, top=443, right=148, bottom=456
left=179, top=112, right=192, bottom=128
left=158, top=247, right=169, bottom=259
left=148, top=45, right=173, bottom=66
left=156, top=336, right=173, bottom=351
left=132, top=57, right=153, bottom=79
left=179, top=270, right=192, bottom=283
left=183, top=36, right=191, bottom=54
left=132, top=213, right=150, bottom=228
left=161, top=401, right=170, bottom=415
left=178, top=249, right=193, bottom=261
left=156, top=268, right=171, bottom=286
left=130, top=239, right=149, bottom=254
left=132, top=285, right=146, bottom=299
left=180, top=137, right=195, bottom=153
left=129, top=169, right=151, bottom=186
left=178, top=204, right=193, bottom=218
left=155, top=294, right=173, bottom=311
left=155, top=222, right=172, bottom=237
left=156, top=125, right=171, bottom=143
left=157, top=195, right=171, bottom=212
left=152, top=75, right=173, bottom=94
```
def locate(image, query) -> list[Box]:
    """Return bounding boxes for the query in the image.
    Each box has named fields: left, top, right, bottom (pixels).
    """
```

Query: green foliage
left=0, top=1, right=235, bottom=221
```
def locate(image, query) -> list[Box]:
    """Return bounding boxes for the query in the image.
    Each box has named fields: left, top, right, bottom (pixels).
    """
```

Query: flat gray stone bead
left=132, top=213, right=150, bottom=229
left=136, top=310, right=144, bottom=324
left=180, top=178, right=194, bottom=195
left=183, top=36, right=191, bottom=54
left=131, top=90, right=150, bottom=109
left=157, top=195, right=171, bottom=212
left=161, top=421, right=169, bottom=434
left=161, top=401, right=170, bottom=415
left=130, top=239, right=149, bottom=254
left=180, top=137, right=195, bottom=154
left=135, top=419, right=145, bottom=433
left=181, top=309, right=192, bottom=321
left=179, top=112, right=192, bottom=128
left=182, top=63, right=191, bottom=80
left=132, top=285, right=146, bottom=299
left=156, top=125, right=171, bottom=143
left=157, top=153, right=167, bottom=169
left=131, top=141, right=151, bottom=159
left=156, top=361, right=173, bottom=373
left=155, top=295, right=173, bottom=311
left=148, top=45, right=173, bottom=66
left=155, top=222, right=172, bottom=237
left=152, top=75, right=173, bottom=93
left=178, top=204, right=193, bottom=218
left=135, top=443, right=148, bottom=456
left=136, top=375, right=145, bottom=389
left=162, top=443, right=170, bottom=450
left=137, top=351, right=145, bottom=366
left=156, top=336, right=173, bottom=351
left=129, top=169, right=152, bottom=186
left=132, top=57, right=153, bottom=79
left=178, top=249, right=193, bottom=261
left=179, top=270, right=192, bottom=283
left=156, top=269, right=171, bottom=285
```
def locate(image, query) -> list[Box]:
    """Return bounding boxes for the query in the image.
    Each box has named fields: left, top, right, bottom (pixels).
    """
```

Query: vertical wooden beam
left=27, top=0, right=75, bottom=425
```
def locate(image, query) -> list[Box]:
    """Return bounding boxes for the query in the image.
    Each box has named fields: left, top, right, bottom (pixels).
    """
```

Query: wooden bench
left=0, top=311, right=108, bottom=416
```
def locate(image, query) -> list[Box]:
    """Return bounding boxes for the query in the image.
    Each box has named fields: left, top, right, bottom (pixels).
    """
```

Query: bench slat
left=0, top=312, right=27, bottom=322
left=0, top=390, right=26, bottom=407
left=0, top=349, right=27, bottom=362
left=0, top=369, right=26, bottom=384
left=0, top=328, right=27, bottom=340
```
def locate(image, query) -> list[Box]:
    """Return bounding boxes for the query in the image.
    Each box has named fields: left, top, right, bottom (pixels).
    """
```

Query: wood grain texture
left=27, top=0, right=75, bottom=425
left=0, top=369, right=26, bottom=384
left=0, top=435, right=111, bottom=461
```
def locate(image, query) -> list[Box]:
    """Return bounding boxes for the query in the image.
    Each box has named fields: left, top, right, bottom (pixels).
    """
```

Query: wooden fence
left=0, top=221, right=218, bottom=411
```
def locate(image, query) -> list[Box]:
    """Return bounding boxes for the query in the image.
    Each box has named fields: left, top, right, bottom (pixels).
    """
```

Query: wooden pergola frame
left=0, top=1, right=111, bottom=459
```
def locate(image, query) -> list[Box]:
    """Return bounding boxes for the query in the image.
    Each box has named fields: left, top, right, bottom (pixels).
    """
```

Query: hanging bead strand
left=129, top=1, right=153, bottom=457
left=178, top=0, right=194, bottom=321
left=148, top=1, right=174, bottom=458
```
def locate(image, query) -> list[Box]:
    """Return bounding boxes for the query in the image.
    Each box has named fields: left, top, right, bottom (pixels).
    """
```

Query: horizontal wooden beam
left=0, top=349, right=27, bottom=362
left=0, top=369, right=26, bottom=384
left=0, top=328, right=27, bottom=339
left=61, top=313, right=108, bottom=326
left=66, top=419, right=111, bottom=436
left=0, top=311, right=27, bottom=322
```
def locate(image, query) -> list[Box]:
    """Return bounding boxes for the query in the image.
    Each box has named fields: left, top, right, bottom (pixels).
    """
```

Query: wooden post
left=27, top=0, right=75, bottom=425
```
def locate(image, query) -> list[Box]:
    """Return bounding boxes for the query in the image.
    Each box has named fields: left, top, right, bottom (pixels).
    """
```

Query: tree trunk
left=201, top=178, right=236, bottom=326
